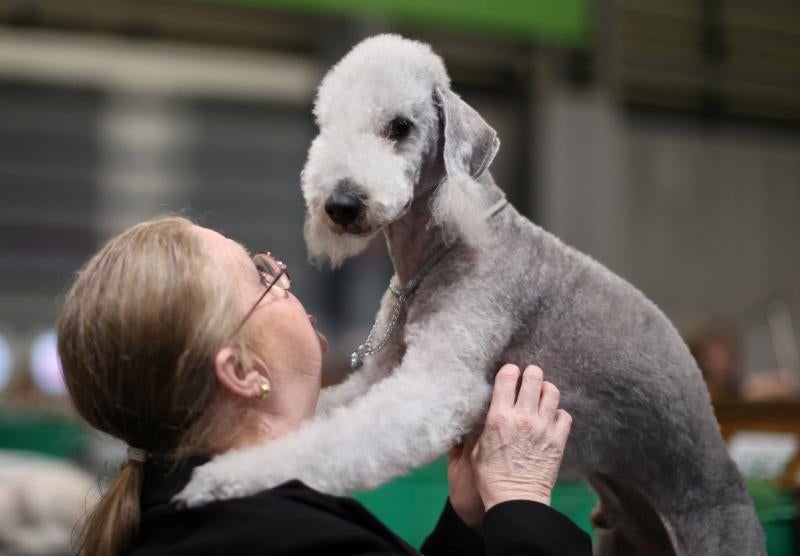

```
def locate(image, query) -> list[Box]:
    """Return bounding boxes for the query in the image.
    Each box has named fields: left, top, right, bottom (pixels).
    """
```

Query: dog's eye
left=387, top=117, right=413, bottom=141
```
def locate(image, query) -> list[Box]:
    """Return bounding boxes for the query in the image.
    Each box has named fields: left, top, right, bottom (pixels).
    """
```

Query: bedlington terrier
left=179, top=35, right=764, bottom=555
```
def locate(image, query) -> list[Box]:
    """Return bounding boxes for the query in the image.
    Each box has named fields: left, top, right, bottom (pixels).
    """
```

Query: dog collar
left=350, top=198, right=508, bottom=369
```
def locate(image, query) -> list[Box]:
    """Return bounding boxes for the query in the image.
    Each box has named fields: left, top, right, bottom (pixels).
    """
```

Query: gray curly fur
left=178, top=34, right=765, bottom=556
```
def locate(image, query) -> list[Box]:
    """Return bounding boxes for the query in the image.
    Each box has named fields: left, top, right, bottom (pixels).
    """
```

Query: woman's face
left=194, top=225, right=327, bottom=424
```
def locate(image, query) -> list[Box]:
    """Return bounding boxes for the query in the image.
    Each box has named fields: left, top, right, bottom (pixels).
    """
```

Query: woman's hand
left=447, top=437, right=484, bottom=527
left=473, top=364, right=572, bottom=510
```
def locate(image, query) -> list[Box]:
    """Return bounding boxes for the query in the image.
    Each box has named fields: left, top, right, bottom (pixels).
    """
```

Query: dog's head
left=301, top=34, right=500, bottom=267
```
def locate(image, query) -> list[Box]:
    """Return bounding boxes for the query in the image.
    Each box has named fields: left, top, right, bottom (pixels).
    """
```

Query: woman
left=58, top=216, right=591, bottom=555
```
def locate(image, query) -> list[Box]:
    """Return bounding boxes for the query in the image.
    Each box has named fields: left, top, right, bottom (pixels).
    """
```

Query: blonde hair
left=57, top=216, right=247, bottom=556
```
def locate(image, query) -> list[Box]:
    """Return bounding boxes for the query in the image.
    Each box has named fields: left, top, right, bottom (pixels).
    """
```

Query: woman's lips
left=308, top=315, right=327, bottom=355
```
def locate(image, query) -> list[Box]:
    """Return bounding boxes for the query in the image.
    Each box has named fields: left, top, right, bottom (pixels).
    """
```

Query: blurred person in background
left=688, top=320, right=800, bottom=401
left=0, top=451, right=98, bottom=556
left=687, top=321, right=744, bottom=402
left=57, top=216, right=589, bottom=556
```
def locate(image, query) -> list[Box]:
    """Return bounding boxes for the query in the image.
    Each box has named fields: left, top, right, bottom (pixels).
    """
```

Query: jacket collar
left=140, top=456, right=210, bottom=509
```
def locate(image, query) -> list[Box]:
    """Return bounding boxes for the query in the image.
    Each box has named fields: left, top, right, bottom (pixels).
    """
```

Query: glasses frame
left=232, top=251, right=290, bottom=337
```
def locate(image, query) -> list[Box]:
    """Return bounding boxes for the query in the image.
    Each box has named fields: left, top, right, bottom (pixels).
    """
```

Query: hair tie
left=127, top=446, right=149, bottom=463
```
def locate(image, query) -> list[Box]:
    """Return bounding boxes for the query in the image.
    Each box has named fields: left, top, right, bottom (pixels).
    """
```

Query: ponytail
left=77, top=461, right=144, bottom=556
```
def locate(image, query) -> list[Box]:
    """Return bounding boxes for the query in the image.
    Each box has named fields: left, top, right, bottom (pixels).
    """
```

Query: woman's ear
left=214, top=346, right=264, bottom=400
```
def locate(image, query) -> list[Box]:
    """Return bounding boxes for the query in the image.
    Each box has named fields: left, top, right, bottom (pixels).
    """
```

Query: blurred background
left=0, top=0, right=798, bottom=554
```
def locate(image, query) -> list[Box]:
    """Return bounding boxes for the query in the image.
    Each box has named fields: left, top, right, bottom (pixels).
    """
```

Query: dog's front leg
left=314, top=358, right=384, bottom=416
left=176, top=324, right=499, bottom=506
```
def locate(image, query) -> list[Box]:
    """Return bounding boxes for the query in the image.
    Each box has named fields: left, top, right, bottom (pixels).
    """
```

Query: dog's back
left=463, top=201, right=764, bottom=555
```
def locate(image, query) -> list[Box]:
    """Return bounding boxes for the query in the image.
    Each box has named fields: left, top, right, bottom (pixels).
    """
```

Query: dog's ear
left=436, top=87, right=500, bottom=180
left=431, top=87, right=500, bottom=246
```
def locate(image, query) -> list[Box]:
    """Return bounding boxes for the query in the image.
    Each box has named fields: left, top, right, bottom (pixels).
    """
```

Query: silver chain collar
left=350, top=197, right=509, bottom=369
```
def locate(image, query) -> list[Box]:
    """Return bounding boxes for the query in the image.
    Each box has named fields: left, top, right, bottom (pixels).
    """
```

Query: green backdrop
left=354, top=458, right=797, bottom=554
left=193, top=0, right=590, bottom=46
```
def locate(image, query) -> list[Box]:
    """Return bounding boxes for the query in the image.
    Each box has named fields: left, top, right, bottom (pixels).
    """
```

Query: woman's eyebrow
left=226, top=238, right=257, bottom=275
left=240, top=246, right=255, bottom=266
left=221, top=232, right=251, bottom=254
left=224, top=235, right=251, bottom=258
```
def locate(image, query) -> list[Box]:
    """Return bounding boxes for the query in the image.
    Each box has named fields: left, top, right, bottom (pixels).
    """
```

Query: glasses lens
left=254, top=253, right=290, bottom=290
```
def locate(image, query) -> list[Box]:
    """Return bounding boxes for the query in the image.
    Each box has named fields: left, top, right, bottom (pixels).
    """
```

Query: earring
left=259, top=380, right=271, bottom=400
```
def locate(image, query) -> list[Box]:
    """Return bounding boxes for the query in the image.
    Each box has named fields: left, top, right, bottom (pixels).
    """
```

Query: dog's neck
left=385, top=174, right=504, bottom=287
left=384, top=186, right=445, bottom=288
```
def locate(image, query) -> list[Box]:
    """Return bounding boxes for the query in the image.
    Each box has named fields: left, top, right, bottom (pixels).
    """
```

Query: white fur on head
left=313, top=34, right=450, bottom=127
left=431, top=87, right=500, bottom=247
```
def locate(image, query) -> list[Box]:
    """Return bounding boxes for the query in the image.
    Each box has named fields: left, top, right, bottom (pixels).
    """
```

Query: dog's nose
left=325, top=190, right=363, bottom=226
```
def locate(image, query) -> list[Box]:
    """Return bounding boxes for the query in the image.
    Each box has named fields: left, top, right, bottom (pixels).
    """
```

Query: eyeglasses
left=233, top=252, right=291, bottom=336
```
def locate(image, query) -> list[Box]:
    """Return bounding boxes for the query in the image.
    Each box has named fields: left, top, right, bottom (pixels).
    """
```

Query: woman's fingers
left=515, top=365, right=543, bottom=410
left=490, top=364, right=520, bottom=410
left=475, top=364, right=574, bottom=510
left=552, top=409, right=573, bottom=447
left=538, top=381, right=560, bottom=422
left=489, top=363, right=563, bottom=426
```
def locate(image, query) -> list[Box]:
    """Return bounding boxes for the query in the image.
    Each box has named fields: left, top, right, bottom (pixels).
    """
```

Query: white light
left=30, top=330, right=67, bottom=396
left=0, top=334, right=11, bottom=392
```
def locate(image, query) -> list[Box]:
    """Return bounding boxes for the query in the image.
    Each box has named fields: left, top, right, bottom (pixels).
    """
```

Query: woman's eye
left=255, top=260, right=272, bottom=277
left=387, top=117, right=413, bottom=141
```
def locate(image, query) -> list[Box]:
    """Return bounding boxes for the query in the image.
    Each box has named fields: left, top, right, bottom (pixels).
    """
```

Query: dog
left=178, top=34, right=764, bottom=555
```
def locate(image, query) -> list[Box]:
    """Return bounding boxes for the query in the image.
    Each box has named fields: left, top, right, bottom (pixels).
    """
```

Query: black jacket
left=128, top=458, right=592, bottom=555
